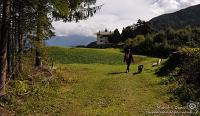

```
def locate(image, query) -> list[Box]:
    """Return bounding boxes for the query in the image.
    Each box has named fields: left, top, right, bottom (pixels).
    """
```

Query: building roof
left=96, top=31, right=113, bottom=35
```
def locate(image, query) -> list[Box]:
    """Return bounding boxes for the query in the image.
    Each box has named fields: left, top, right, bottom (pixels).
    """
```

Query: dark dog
left=138, top=64, right=144, bottom=73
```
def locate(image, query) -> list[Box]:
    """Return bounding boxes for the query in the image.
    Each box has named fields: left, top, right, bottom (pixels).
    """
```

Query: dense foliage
left=158, top=48, right=200, bottom=104
left=108, top=29, right=121, bottom=44
left=121, top=19, right=154, bottom=42
left=123, top=27, right=200, bottom=57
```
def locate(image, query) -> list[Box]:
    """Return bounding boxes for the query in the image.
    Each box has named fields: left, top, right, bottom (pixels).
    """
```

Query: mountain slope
left=149, top=4, right=200, bottom=30
left=45, top=34, right=96, bottom=47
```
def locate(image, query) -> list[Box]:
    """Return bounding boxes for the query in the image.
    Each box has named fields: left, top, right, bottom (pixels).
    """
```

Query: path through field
left=44, top=47, right=172, bottom=115
left=8, top=47, right=175, bottom=115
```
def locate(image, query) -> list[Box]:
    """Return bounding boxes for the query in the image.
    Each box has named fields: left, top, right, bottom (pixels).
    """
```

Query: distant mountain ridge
left=45, top=34, right=96, bottom=47
left=149, top=4, right=200, bottom=30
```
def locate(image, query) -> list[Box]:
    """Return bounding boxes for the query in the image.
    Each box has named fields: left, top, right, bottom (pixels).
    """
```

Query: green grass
left=55, top=64, right=170, bottom=116
left=4, top=46, right=178, bottom=115
left=45, top=46, right=154, bottom=65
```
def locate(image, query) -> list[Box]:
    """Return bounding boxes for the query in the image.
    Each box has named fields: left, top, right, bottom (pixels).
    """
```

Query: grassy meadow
left=46, top=47, right=153, bottom=65
left=3, top=47, right=179, bottom=115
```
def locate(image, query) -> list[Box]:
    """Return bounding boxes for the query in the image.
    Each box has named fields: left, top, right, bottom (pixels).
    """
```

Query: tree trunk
left=35, top=49, right=42, bottom=67
left=7, top=31, right=11, bottom=75
left=0, top=0, right=11, bottom=96
left=18, top=32, right=23, bottom=72
left=17, top=3, right=24, bottom=73
left=35, top=16, right=42, bottom=68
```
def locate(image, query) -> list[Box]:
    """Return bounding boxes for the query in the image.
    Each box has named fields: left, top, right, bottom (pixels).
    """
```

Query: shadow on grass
left=133, top=72, right=141, bottom=75
left=108, top=71, right=143, bottom=75
left=108, top=72, right=127, bottom=75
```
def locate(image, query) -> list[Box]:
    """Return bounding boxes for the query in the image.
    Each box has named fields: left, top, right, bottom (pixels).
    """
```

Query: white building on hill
left=96, top=29, right=113, bottom=45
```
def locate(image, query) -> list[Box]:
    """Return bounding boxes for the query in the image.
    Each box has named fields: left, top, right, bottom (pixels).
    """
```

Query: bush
left=11, top=80, right=29, bottom=95
left=124, top=35, right=145, bottom=47
left=156, top=50, right=185, bottom=76
left=131, top=41, right=174, bottom=58
left=124, top=34, right=175, bottom=58
left=87, top=41, right=114, bottom=48
left=158, top=48, right=200, bottom=104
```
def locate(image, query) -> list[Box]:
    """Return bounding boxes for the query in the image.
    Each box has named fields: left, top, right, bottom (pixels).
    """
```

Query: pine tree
left=108, top=29, right=121, bottom=44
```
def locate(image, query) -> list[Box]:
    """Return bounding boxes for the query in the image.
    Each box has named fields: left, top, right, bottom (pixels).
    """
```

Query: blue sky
left=52, top=0, right=200, bottom=37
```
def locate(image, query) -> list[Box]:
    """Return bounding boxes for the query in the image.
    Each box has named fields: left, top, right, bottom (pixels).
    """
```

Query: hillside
left=45, top=35, right=96, bottom=47
left=149, top=4, right=200, bottom=31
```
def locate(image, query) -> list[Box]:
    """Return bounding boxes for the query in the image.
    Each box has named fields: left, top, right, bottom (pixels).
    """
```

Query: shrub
left=124, top=35, right=145, bottom=48
left=11, top=80, right=29, bottom=95
left=158, top=48, right=200, bottom=104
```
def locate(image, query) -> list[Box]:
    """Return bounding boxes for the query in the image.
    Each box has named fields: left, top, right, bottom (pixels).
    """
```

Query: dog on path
left=138, top=64, right=144, bottom=73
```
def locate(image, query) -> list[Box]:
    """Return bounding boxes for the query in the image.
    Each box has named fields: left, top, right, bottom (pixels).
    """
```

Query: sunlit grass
left=45, top=46, right=156, bottom=65
left=5, top=47, right=176, bottom=115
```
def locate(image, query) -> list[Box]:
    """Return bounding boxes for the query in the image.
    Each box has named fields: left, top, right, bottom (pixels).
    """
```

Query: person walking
left=124, top=49, right=134, bottom=73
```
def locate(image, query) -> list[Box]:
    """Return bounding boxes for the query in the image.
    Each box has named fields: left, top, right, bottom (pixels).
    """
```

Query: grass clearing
left=45, top=46, right=153, bottom=65
left=2, top=47, right=177, bottom=115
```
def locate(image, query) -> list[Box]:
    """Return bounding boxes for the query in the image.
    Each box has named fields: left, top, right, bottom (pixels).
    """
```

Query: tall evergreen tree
left=108, top=29, right=121, bottom=44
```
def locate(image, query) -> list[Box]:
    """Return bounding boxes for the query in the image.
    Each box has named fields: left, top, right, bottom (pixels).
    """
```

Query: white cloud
left=52, top=0, right=200, bottom=37
left=53, top=0, right=157, bottom=37
left=152, top=0, right=200, bottom=15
